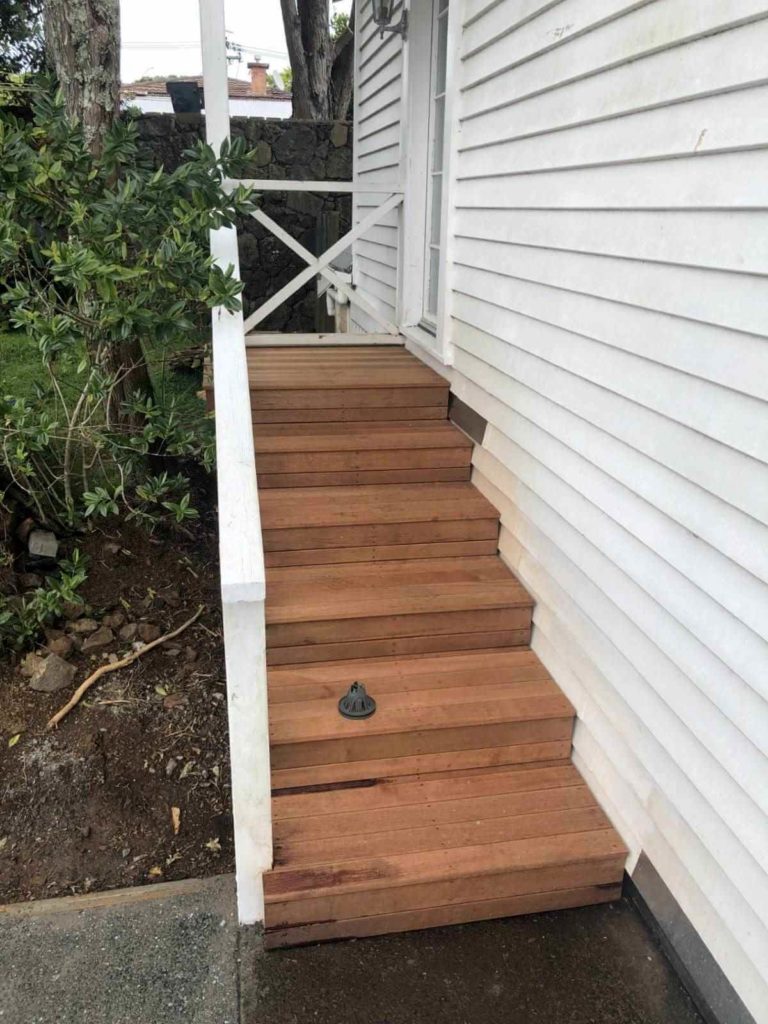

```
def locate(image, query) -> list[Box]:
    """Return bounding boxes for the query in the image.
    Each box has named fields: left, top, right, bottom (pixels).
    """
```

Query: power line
left=123, top=41, right=289, bottom=59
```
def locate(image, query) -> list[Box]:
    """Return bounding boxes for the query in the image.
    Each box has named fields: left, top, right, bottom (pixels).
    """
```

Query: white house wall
left=352, top=1, right=768, bottom=1019
left=351, top=0, right=405, bottom=331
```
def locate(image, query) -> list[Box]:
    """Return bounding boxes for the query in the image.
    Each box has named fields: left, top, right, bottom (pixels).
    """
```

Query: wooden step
left=264, top=763, right=626, bottom=947
left=242, top=345, right=450, bottom=422
left=268, top=648, right=574, bottom=782
left=265, top=557, right=534, bottom=665
left=253, top=422, right=472, bottom=488
left=260, top=482, right=500, bottom=566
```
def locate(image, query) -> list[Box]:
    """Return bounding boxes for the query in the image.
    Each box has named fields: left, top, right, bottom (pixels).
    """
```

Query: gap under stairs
left=208, top=344, right=626, bottom=947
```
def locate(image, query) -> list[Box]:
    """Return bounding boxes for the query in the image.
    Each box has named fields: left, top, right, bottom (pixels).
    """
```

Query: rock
left=163, top=646, right=182, bottom=658
left=163, top=693, right=188, bottom=710
left=18, top=572, right=43, bottom=591
left=61, top=601, right=86, bottom=620
left=102, top=609, right=126, bottom=629
left=20, top=652, right=45, bottom=678
left=29, top=654, right=76, bottom=693
left=165, top=757, right=178, bottom=777
left=329, top=122, right=348, bottom=148
left=158, top=587, right=181, bottom=609
left=102, top=541, right=121, bottom=557
left=249, top=139, right=272, bottom=167
left=47, top=635, right=74, bottom=658
left=28, top=529, right=58, bottom=560
left=82, top=626, right=115, bottom=652
left=138, top=622, right=161, bottom=643
left=183, top=645, right=198, bottom=663
left=119, top=622, right=139, bottom=642
left=68, top=617, right=99, bottom=635
left=16, top=517, right=35, bottom=544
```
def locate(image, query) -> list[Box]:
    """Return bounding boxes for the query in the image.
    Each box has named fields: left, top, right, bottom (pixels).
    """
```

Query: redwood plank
left=269, top=739, right=572, bottom=788
left=264, top=883, right=622, bottom=947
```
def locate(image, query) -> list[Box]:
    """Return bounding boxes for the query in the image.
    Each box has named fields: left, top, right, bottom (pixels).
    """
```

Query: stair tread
left=265, top=556, right=532, bottom=625
left=260, top=482, right=498, bottom=530
left=253, top=422, right=472, bottom=453
left=265, top=798, right=625, bottom=902
left=269, top=647, right=550, bottom=695
left=247, top=345, right=448, bottom=390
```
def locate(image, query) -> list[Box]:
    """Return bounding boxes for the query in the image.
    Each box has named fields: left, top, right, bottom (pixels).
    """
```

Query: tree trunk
left=281, top=0, right=355, bottom=121
left=44, top=0, right=152, bottom=418
left=43, top=0, right=120, bottom=157
left=331, top=5, right=355, bottom=121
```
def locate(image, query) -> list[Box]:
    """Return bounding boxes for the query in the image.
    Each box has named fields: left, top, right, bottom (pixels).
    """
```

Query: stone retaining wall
left=134, top=115, right=352, bottom=331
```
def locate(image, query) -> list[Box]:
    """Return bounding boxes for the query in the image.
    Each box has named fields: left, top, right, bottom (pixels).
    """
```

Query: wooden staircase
left=210, top=344, right=626, bottom=947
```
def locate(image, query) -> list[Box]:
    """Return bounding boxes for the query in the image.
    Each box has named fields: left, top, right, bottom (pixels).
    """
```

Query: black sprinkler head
left=338, top=681, right=376, bottom=720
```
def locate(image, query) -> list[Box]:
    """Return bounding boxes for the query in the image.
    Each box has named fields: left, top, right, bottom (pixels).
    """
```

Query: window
left=422, top=0, right=449, bottom=328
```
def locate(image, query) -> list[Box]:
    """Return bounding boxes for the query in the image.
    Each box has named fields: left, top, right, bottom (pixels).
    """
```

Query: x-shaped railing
left=226, top=179, right=404, bottom=335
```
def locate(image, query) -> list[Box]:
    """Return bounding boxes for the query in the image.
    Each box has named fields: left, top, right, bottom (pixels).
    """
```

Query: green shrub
left=0, top=547, right=88, bottom=653
left=0, top=78, right=256, bottom=528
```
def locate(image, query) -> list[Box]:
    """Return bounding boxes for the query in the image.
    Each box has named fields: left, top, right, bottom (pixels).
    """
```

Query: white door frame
left=399, top=0, right=461, bottom=366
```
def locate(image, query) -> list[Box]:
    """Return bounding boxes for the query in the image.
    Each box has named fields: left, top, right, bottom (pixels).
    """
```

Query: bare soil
left=0, top=512, right=234, bottom=904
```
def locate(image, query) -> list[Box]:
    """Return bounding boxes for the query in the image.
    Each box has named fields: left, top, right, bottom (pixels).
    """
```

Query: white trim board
left=245, top=333, right=405, bottom=346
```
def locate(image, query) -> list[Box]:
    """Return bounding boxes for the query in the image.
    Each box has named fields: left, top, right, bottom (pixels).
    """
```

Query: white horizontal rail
left=200, top=0, right=271, bottom=927
left=228, top=178, right=404, bottom=194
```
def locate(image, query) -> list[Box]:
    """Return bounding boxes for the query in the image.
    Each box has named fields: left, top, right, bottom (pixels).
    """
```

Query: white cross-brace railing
left=229, top=179, right=404, bottom=335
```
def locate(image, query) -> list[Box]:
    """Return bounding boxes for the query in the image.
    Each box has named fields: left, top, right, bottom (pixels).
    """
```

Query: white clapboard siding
left=350, top=1, right=768, bottom=1010
left=351, top=0, right=404, bottom=331
left=448, top=3, right=768, bottom=1019
left=458, top=17, right=768, bottom=150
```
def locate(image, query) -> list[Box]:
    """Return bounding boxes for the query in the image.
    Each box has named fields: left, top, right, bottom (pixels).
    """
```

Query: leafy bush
left=0, top=548, right=88, bottom=653
left=0, top=78, right=256, bottom=528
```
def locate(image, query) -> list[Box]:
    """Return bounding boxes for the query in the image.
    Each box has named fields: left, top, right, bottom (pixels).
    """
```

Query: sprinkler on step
left=338, top=681, right=376, bottom=720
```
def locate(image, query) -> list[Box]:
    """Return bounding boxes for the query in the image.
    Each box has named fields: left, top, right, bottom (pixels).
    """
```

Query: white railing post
left=199, top=0, right=272, bottom=924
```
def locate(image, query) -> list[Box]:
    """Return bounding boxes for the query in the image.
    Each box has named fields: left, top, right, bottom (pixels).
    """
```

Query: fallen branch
left=46, top=605, right=205, bottom=731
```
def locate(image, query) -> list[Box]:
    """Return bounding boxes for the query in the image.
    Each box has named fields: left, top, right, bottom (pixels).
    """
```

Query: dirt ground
left=0, top=511, right=234, bottom=904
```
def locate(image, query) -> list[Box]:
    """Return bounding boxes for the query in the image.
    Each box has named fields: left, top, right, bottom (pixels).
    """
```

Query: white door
left=422, top=0, right=450, bottom=330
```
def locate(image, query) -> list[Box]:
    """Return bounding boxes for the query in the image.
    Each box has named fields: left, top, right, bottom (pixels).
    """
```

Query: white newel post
left=199, top=0, right=273, bottom=924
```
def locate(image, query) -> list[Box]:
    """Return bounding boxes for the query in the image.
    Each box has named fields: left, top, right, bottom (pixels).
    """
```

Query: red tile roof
left=121, top=76, right=291, bottom=100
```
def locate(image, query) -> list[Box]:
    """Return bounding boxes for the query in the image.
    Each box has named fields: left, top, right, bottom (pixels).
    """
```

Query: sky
left=120, top=0, right=352, bottom=84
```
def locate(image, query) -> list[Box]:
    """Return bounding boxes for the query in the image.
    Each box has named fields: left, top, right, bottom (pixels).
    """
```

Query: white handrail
left=199, top=0, right=272, bottom=926
left=228, top=178, right=404, bottom=194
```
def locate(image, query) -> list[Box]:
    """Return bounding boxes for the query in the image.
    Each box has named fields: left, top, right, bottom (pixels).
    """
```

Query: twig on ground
left=46, top=605, right=205, bottom=730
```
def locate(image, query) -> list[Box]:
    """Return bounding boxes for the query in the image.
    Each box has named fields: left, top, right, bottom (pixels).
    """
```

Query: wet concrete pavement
left=0, top=876, right=704, bottom=1024
left=239, top=899, right=705, bottom=1024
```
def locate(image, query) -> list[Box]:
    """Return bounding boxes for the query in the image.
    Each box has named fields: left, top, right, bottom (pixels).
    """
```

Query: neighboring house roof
left=120, top=77, right=292, bottom=102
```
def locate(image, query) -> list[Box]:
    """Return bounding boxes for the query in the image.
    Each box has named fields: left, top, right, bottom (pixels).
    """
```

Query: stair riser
left=265, top=538, right=499, bottom=567
left=268, top=607, right=532, bottom=648
left=270, top=742, right=572, bottom=790
left=251, top=407, right=447, bottom=424
left=270, top=716, right=573, bottom=772
left=256, top=448, right=472, bottom=475
left=259, top=467, right=472, bottom=488
left=265, top=855, right=625, bottom=932
left=250, top=387, right=449, bottom=410
left=266, top=627, right=532, bottom=665
left=264, top=882, right=623, bottom=947
left=263, top=518, right=499, bottom=553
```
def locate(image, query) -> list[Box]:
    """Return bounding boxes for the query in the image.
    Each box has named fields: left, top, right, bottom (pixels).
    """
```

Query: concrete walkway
left=0, top=877, right=704, bottom=1024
